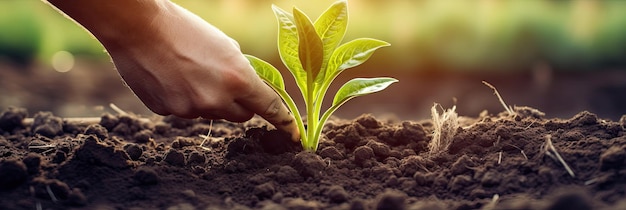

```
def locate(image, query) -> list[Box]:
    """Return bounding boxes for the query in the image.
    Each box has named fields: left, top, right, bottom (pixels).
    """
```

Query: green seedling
left=245, top=0, right=397, bottom=151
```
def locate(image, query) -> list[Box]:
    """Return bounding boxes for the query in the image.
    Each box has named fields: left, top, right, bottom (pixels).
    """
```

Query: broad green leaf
left=293, top=7, right=323, bottom=82
left=245, top=55, right=285, bottom=90
left=314, top=0, right=348, bottom=85
left=327, top=38, right=390, bottom=79
left=272, top=5, right=308, bottom=95
left=332, top=77, right=398, bottom=107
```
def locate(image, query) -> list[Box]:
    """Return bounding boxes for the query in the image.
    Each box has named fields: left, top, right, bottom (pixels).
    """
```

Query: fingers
left=206, top=103, right=254, bottom=123
left=238, top=80, right=300, bottom=142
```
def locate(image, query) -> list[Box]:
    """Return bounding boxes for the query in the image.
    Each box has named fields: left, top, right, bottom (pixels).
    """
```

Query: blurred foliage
left=1, top=0, right=625, bottom=72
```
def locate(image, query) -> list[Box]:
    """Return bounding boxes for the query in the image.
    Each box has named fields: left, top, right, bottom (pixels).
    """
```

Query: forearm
left=46, top=0, right=169, bottom=49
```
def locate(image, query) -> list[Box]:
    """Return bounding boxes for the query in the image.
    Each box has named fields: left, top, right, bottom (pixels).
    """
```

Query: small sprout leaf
left=328, top=38, right=390, bottom=77
left=272, top=5, right=308, bottom=95
left=293, top=7, right=324, bottom=81
left=245, top=55, right=285, bottom=90
left=314, top=0, right=348, bottom=84
left=332, top=77, right=398, bottom=107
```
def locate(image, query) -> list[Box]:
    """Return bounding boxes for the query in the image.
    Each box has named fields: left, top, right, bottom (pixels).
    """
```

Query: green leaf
left=327, top=38, right=390, bottom=79
left=293, top=7, right=323, bottom=81
left=314, top=0, right=348, bottom=85
left=245, top=55, right=285, bottom=90
left=332, top=77, right=398, bottom=107
left=272, top=5, right=308, bottom=95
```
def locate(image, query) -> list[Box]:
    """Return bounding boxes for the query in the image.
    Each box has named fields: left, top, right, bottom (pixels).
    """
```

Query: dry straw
left=429, top=103, right=459, bottom=154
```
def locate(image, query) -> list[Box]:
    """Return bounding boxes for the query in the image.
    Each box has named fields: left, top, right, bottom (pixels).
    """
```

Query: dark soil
left=1, top=106, right=626, bottom=210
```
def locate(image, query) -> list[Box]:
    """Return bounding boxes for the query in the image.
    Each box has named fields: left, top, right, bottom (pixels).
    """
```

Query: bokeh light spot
left=51, top=50, right=74, bottom=73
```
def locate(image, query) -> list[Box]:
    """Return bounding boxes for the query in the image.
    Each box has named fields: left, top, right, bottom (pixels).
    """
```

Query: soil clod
left=32, top=112, right=63, bottom=138
left=164, top=149, right=186, bottom=166
left=0, top=107, right=27, bottom=132
left=0, top=159, right=28, bottom=190
left=133, top=167, right=159, bottom=185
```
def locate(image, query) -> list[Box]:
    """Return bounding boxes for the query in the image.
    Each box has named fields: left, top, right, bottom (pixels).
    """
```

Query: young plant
left=245, top=0, right=397, bottom=151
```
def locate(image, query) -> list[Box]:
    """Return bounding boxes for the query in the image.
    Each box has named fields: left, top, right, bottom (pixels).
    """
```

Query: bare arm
left=46, top=0, right=300, bottom=141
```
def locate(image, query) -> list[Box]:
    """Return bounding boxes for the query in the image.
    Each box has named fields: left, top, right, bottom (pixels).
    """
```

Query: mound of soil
left=1, top=106, right=625, bottom=210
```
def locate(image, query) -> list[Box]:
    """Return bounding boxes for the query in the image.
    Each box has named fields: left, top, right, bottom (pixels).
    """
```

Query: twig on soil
left=585, top=178, right=598, bottom=185
left=542, top=135, right=575, bottom=177
left=23, top=117, right=102, bottom=126
left=28, top=144, right=57, bottom=155
left=504, top=143, right=529, bottom=160
left=524, top=120, right=536, bottom=129
left=482, top=81, right=515, bottom=116
left=46, top=185, right=58, bottom=203
left=109, top=103, right=129, bottom=116
left=498, top=151, right=502, bottom=165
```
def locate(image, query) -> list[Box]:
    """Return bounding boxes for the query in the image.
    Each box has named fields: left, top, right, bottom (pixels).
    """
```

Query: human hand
left=47, top=0, right=300, bottom=141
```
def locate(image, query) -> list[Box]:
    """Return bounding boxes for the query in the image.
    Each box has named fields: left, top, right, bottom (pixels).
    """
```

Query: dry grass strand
left=429, top=103, right=459, bottom=155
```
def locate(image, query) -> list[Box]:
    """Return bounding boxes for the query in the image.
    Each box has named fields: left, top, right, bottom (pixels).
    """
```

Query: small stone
left=0, top=159, right=28, bottom=189
left=164, top=149, right=186, bottom=166
left=124, top=143, right=143, bottom=161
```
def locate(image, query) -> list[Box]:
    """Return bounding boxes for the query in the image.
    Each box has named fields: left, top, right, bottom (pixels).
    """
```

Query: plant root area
left=1, top=107, right=626, bottom=210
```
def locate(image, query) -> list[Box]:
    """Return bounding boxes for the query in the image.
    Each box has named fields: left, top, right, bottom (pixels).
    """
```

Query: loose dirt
left=1, top=106, right=625, bottom=210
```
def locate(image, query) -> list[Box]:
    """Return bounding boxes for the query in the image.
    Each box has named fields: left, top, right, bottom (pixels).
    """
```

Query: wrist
left=47, top=0, right=171, bottom=49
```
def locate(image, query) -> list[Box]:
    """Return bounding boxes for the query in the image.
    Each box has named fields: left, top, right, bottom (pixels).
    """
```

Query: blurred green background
left=1, top=0, right=625, bottom=120
left=2, top=0, right=625, bottom=71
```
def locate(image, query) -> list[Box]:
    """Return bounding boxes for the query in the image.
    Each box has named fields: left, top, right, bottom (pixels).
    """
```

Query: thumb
left=239, top=78, right=300, bottom=142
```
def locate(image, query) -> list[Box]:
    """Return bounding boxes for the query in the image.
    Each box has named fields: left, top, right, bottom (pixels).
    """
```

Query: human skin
left=46, top=0, right=299, bottom=141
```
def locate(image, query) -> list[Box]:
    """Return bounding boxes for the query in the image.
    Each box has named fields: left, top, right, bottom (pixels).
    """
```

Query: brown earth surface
left=1, top=106, right=626, bottom=210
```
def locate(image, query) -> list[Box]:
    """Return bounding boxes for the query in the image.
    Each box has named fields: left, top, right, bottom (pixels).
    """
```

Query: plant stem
left=306, top=80, right=316, bottom=151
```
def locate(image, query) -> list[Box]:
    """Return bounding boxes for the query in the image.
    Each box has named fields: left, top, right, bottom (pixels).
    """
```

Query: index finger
left=238, top=78, right=300, bottom=142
